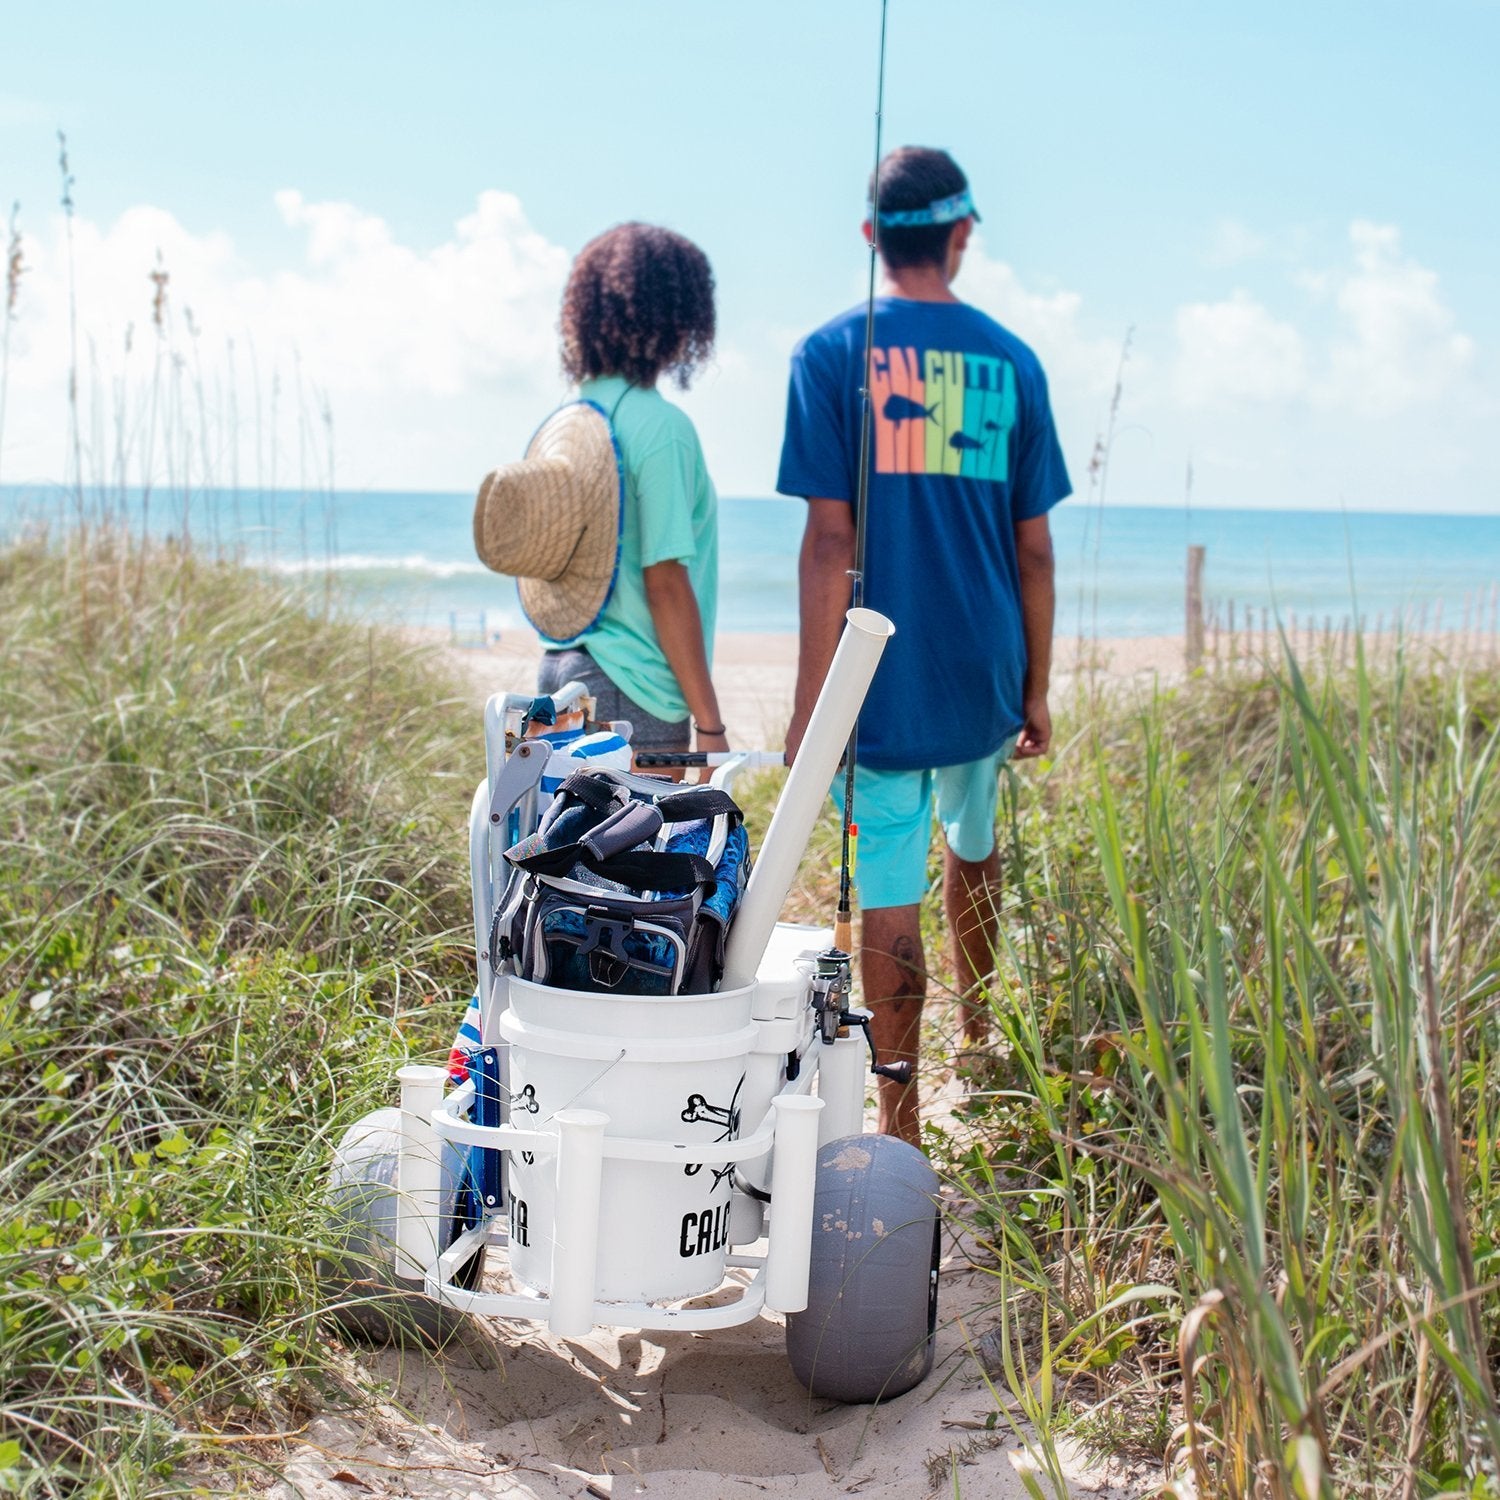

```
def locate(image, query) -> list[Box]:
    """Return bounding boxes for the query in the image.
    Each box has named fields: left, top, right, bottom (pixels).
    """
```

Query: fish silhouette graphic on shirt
left=882, top=394, right=939, bottom=423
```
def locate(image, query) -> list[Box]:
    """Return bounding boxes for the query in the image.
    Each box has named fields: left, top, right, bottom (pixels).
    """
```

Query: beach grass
left=930, top=648, right=1500, bottom=1496
left=4, top=532, right=1500, bottom=1497
left=0, top=533, right=477, bottom=1495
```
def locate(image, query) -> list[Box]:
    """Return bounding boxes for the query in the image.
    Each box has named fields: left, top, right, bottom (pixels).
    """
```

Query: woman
left=536, top=222, right=726, bottom=758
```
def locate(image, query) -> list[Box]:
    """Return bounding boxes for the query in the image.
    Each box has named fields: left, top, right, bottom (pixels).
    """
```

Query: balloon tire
left=785, top=1133, right=941, bottom=1404
left=319, top=1106, right=481, bottom=1348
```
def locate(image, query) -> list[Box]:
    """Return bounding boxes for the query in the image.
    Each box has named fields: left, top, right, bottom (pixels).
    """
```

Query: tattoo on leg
left=891, top=933, right=922, bottom=993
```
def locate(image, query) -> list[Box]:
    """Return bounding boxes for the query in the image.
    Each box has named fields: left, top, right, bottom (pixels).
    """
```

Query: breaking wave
left=264, top=553, right=490, bottom=579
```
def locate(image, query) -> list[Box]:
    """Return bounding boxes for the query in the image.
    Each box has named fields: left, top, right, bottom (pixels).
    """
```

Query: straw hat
left=473, top=400, right=623, bottom=643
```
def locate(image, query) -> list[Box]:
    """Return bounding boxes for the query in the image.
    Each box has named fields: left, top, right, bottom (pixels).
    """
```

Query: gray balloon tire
left=785, top=1134, right=941, bottom=1404
left=319, top=1106, right=480, bottom=1348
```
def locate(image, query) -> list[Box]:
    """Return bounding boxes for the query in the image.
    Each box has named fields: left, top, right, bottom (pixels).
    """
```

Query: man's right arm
left=1014, top=513, right=1055, bottom=759
left=785, top=499, right=856, bottom=765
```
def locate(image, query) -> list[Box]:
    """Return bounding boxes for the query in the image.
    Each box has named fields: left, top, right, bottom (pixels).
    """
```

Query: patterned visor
left=873, top=187, right=981, bottom=229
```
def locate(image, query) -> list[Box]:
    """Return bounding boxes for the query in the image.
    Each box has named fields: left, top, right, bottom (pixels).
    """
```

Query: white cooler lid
left=752, top=922, right=832, bottom=1020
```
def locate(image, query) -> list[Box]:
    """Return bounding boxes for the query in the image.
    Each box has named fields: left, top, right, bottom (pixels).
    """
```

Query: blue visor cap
left=874, top=187, right=981, bottom=229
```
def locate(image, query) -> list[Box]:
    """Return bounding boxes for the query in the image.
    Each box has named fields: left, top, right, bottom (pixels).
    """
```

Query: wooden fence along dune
left=1185, top=545, right=1500, bottom=673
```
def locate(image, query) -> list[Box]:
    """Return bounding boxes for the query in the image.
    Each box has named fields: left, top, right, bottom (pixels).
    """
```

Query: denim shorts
left=839, top=746, right=1013, bottom=910
left=537, top=648, right=690, bottom=752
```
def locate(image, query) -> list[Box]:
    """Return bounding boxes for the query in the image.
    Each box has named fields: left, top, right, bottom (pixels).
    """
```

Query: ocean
left=3, top=485, right=1498, bottom=638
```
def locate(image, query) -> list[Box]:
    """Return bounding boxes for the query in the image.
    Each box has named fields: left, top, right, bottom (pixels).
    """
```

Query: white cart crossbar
left=413, top=1072, right=826, bottom=1334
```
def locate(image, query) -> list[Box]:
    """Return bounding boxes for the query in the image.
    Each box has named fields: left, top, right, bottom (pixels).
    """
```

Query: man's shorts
left=841, top=747, right=1013, bottom=910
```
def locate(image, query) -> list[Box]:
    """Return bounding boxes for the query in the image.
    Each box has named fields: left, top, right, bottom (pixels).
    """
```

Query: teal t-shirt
left=555, top=376, right=719, bottom=722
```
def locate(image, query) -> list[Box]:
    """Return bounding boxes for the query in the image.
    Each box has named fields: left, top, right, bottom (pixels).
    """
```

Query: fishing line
left=834, top=0, right=890, bottom=953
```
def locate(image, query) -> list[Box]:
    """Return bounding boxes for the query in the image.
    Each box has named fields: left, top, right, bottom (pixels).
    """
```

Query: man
left=777, top=146, right=1070, bottom=1144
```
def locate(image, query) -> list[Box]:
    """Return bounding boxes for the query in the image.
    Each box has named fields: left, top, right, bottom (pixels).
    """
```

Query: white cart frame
left=388, top=610, right=895, bottom=1342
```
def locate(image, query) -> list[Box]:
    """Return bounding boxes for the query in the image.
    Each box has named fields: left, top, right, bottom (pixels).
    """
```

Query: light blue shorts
left=837, top=746, right=1013, bottom=911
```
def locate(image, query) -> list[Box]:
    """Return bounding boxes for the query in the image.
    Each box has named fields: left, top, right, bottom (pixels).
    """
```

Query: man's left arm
left=1014, top=514, right=1054, bottom=758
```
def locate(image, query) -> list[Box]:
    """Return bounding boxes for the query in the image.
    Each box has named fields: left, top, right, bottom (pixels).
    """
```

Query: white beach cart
left=322, top=610, right=941, bottom=1403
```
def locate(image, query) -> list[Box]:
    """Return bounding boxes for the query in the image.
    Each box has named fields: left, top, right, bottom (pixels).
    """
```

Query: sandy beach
left=428, top=628, right=1197, bottom=749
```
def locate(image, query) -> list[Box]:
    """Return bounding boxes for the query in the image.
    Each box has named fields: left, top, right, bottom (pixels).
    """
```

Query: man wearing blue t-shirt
left=777, top=146, right=1070, bottom=1143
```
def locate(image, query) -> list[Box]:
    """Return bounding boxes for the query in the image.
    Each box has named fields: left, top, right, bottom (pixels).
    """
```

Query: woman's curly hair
left=560, top=223, right=716, bottom=390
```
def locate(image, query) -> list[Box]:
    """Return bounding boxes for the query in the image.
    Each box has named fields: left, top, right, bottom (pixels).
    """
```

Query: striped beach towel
left=538, top=726, right=631, bottom=794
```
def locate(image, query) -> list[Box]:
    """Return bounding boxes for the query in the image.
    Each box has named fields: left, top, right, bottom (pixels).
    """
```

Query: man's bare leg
left=945, top=847, right=1001, bottom=1049
left=860, top=903, right=926, bottom=1143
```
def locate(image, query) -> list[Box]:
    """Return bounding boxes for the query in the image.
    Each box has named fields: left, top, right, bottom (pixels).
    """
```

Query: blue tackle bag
left=493, top=769, right=750, bottom=996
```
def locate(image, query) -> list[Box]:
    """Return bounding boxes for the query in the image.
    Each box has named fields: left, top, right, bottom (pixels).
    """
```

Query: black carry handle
left=634, top=751, right=710, bottom=768
left=577, top=800, right=662, bottom=862
left=653, top=785, right=742, bottom=825
left=555, top=768, right=742, bottom=828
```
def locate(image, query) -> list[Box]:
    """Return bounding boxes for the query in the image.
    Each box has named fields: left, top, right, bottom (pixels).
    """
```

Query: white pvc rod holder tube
left=722, top=608, right=894, bottom=989
left=764, top=1094, right=825, bottom=1314
left=395, top=1064, right=449, bottom=1280
left=816, top=1033, right=868, bottom=1147
left=547, top=1108, right=608, bottom=1338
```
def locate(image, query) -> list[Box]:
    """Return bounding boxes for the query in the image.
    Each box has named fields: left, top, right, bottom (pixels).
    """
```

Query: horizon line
left=2, top=480, right=1499, bottom=523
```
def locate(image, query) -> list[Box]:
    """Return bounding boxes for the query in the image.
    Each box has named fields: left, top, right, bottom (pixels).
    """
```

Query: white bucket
left=499, top=977, right=757, bottom=1304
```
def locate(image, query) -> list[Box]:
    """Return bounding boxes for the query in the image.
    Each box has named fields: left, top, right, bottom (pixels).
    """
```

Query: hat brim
left=515, top=399, right=623, bottom=643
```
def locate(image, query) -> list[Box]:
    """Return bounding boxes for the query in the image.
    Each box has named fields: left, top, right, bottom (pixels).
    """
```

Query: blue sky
left=3, top=0, right=1498, bottom=510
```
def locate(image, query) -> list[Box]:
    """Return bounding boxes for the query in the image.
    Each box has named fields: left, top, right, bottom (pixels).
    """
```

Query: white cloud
left=1173, top=290, right=1308, bottom=406
left=1170, top=221, right=1475, bottom=420
left=0, top=197, right=1492, bottom=515
left=1156, top=220, right=1493, bottom=508
left=0, top=190, right=570, bottom=490
left=265, top=190, right=567, bottom=396
left=1322, top=219, right=1475, bottom=414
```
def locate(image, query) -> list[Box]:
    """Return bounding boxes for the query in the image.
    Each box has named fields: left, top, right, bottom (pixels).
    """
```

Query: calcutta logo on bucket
left=508, top=1190, right=529, bottom=1248
left=680, top=1201, right=733, bottom=1258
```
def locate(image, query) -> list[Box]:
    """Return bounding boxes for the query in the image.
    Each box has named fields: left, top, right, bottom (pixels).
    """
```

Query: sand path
left=274, top=1214, right=1154, bottom=1499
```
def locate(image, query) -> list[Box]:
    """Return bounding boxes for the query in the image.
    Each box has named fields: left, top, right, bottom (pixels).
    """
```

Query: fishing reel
left=809, top=948, right=913, bottom=1086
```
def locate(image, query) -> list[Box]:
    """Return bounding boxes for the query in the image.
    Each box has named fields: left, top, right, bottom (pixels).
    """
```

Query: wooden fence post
left=1185, top=545, right=1206, bottom=670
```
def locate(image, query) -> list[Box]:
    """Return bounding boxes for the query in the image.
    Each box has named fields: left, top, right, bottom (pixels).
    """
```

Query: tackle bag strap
left=506, top=840, right=718, bottom=895
left=555, top=770, right=628, bottom=812
left=590, top=848, right=718, bottom=896
left=653, top=787, right=743, bottom=826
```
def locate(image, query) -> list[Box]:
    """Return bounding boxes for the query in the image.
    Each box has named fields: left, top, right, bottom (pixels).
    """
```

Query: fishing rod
left=832, top=0, right=889, bottom=958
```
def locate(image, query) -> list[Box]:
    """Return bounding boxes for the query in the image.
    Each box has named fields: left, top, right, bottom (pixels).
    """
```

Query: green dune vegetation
left=926, top=651, right=1500, bottom=1497
left=0, top=536, right=477, bottom=1496
left=3, top=533, right=1499, bottom=1497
